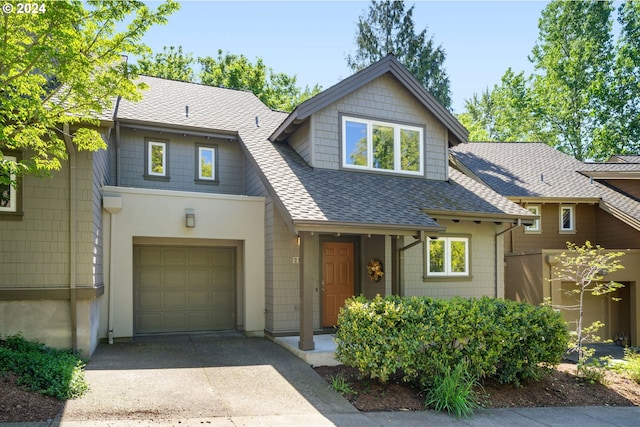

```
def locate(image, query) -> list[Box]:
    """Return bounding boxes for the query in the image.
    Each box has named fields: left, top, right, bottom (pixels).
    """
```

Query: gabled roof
left=269, top=54, right=468, bottom=146
left=450, top=142, right=640, bottom=231
left=243, top=140, right=534, bottom=235
left=115, top=72, right=532, bottom=235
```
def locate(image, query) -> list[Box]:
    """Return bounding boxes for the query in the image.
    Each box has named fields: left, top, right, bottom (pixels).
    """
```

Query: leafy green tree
left=457, top=69, right=551, bottom=143
left=549, top=241, right=625, bottom=373
left=0, top=0, right=179, bottom=183
left=198, top=50, right=321, bottom=112
left=137, top=45, right=195, bottom=82
left=347, top=0, right=451, bottom=109
left=529, top=0, right=614, bottom=160
left=597, top=0, right=640, bottom=157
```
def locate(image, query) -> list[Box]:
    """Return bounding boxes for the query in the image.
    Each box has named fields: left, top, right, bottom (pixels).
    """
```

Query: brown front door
left=322, top=242, right=355, bottom=327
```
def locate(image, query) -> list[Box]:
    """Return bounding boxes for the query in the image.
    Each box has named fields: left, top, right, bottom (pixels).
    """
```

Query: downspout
left=397, top=231, right=425, bottom=296
left=495, top=220, right=523, bottom=298
left=63, top=124, right=78, bottom=353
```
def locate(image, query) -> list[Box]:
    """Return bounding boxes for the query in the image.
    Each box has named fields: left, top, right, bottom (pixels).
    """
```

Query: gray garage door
left=134, top=246, right=236, bottom=334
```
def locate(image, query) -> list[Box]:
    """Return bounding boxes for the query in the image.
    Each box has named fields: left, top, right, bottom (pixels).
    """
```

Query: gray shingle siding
left=116, top=129, right=245, bottom=195
left=309, top=74, right=447, bottom=180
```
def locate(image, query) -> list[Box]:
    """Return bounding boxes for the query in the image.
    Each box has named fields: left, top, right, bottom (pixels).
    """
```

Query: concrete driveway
left=57, top=332, right=359, bottom=426
left=51, top=333, right=640, bottom=427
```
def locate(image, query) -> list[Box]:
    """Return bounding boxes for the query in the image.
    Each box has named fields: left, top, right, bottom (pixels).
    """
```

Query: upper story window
left=426, top=236, right=469, bottom=277
left=559, top=205, right=575, bottom=233
left=145, top=139, right=169, bottom=180
left=525, top=205, right=540, bottom=232
left=196, top=145, right=218, bottom=182
left=0, top=156, right=17, bottom=213
left=342, top=116, right=423, bottom=175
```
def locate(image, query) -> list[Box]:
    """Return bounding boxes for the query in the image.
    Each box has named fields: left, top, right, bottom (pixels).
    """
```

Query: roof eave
left=292, top=219, right=445, bottom=237
left=422, top=209, right=534, bottom=224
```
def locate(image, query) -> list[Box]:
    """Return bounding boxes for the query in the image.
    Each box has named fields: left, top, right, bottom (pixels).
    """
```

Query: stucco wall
left=403, top=220, right=501, bottom=298
left=101, top=186, right=265, bottom=338
left=310, top=74, right=448, bottom=181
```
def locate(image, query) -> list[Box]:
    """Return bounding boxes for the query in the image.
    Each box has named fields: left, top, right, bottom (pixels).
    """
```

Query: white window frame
left=147, top=141, right=167, bottom=177
left=0, top=156, right=17, bottom=213
left=341, top=116, right=424, bottom=175
left=559, top=205, right=575, bottom=232
left=197, top=146, right=217, bottom=181
left=426, top=236, right=469, bottom=277
left=525, top=205, right=541, bottom=232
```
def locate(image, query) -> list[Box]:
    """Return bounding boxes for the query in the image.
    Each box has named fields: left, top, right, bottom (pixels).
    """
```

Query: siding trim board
left=0, top=286, right=104, bottom=300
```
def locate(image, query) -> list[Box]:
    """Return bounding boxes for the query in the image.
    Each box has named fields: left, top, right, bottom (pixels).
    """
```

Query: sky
left=139, top=1, right=550, bottom=113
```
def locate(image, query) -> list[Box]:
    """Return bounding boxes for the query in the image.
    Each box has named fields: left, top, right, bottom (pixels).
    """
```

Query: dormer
left=269, top=54, right=468, bottom=182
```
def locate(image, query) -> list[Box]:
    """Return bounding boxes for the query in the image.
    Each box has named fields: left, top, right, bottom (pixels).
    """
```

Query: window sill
left=0, top=211, right=24, bottom=221
left=143, top=174, right=170, bottom=182
left=559, top=230, right=576, bottom=235
left=194, top=179, right=220, bottom=186
left=423, top=275, right=473, bottom=282
left=524, top=230, right=542, bottom=234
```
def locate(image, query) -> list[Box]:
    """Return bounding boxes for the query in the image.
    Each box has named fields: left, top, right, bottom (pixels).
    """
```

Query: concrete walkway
left=3, top=333, right=639, bottom=427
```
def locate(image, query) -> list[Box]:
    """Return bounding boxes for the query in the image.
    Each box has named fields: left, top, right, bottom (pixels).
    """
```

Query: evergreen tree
left=347, top=0, right=451, bottom=109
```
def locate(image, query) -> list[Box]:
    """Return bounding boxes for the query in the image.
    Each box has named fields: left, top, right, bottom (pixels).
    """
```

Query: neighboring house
left=451, top=143, right=640, bottom=345
left=0, top=55, right=534, bottom=356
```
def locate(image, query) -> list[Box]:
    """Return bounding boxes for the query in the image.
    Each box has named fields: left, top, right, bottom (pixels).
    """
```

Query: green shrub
left=335, top=295, right=569, bottom=387
left=0, top=334, right=88, bottom=399
left=424, top=360, right=480, bottom=418
left=620, top=348, right=640, bottom=384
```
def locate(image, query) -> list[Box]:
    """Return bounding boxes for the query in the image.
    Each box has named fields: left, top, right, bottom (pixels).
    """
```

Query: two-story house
left=451, top=142, right=640, bottom=346
left=0, top=55, right=534, bottom=356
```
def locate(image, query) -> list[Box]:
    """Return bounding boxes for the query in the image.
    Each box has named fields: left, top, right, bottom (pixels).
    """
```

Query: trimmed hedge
left=335, top=295, right=568, bottom=386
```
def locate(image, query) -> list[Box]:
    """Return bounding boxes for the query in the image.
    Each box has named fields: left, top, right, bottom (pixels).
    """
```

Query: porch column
left=298, top=231, right=315, bottom=350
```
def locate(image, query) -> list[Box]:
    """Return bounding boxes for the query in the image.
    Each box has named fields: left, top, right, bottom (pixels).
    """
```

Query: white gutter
left=102, top=196, right=122, bottom=344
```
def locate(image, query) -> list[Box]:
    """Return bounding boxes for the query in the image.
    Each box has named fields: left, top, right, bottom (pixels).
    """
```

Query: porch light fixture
left=185, top=208, right=195, bottom=228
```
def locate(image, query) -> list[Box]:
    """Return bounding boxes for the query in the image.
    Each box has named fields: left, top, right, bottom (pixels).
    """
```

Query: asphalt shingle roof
left=116, top=76, right=533, bottom=231
left=450, top=142, right=640, bottom=230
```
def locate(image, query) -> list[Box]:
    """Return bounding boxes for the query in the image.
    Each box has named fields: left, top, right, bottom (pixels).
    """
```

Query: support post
left=298, top=231, right=315, bottom=350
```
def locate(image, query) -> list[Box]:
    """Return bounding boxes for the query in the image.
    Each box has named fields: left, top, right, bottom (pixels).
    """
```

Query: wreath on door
left=367, top=258, right=384, bottom=282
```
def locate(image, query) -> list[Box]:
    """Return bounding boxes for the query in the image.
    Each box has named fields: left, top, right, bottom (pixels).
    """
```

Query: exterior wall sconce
left=185, top=208, right=195, bottom=228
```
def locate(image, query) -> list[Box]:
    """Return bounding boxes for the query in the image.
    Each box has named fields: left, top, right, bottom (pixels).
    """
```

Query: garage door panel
left=134, top=246, right=236, bottom=334
left=189, top=291, right=212, bottom=309
left=189, top=270, right=212, bottom=289
left=138, top=292, right=161, bottom=310
left=138, top=270, right=162, bottom=288
left=189, top=248, right=212, bottom=266
left=163, top=249, right=189, bottom=266
left=162, top=312, right=187, bottom=330
left=164, top=269, right=188, bottom=287
left=164, top=291, right=187, bottom=309
left=137, top=247, right=163, bottom=266
left=213, top=289, right=234, bottom=307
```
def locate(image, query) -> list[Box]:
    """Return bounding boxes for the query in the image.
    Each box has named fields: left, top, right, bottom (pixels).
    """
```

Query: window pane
left=199, top=148, right=215, bottom=179
left=0, top=182, right=12, bottom=209
left=345, top=121, right=368, bottom=166
left=400, top=129, right=420, bottom=172
left=429, top=239, right=445, bottom=273
left=561, top=207, right=572, bottom=230
left=150, top=143, right=165, bottom=175
left=372, top=125, right=394, bottom=170
left=526, top=206, right=540, bottom=231
left=0, top=156, right=16, bottom=212
left=450, top=240, right=467, bottom=273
